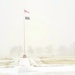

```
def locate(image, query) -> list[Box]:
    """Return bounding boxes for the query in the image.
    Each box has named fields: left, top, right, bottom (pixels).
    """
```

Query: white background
left=0, top=0, right=75, bottom=57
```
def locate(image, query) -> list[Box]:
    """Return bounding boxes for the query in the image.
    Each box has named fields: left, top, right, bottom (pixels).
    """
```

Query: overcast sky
left=0, top=0, right=75, bottom=57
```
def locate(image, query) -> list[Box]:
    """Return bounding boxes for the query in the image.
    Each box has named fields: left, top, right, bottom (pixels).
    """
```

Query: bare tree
left=57, top=45, right=67, bottom=57
left=68, top=42, right=75, bottom=56
left=27, top=46, right=35, bottom=57
left=45, top=45, right=53, bottom=57
left=35, top=47, right=43, bottom=57
left=10, top=46, right=23, bottom=58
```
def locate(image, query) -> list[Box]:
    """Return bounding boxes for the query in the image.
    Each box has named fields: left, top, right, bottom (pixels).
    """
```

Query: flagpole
left=22, top=12, right=26, bottom=58
left=23, top=10, right=30, bottom=58
left=24, top=15, right=25, bottom=55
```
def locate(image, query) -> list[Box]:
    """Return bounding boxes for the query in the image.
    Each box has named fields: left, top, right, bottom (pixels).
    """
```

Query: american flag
left=24, top=10, right=30, bottom=13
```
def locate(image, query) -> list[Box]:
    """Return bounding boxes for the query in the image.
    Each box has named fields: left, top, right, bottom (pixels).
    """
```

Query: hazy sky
left=0, top=0, right=75, bottom=57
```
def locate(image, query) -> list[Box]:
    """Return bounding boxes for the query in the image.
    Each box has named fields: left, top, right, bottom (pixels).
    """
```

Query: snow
left=0, top=65, right=75, bottom=75
left=0, top=58, right=75, bottom=75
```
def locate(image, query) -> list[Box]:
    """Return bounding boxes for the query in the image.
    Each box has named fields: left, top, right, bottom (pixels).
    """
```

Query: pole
left=23, top=9, right=26, bottom=56
left=23, top=13, right=26, bottom=58
left=23, top=9, right=30, bottom=58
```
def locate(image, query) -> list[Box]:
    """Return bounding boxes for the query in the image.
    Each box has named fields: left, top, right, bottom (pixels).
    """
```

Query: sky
left=0, top=0, right=75, bottom=57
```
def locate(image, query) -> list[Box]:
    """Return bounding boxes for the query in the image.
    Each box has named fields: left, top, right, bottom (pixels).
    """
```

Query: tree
left=27, top=46, right=35, bottom=57
left=68, top=42, right=75, bottom=56
left=57, top=45, right=67, bottom=57
left=35, top=47, right=43, bottom=57
left=45, top=45, right=54, bottom=57
left=10, top=46, right=23, bottom=58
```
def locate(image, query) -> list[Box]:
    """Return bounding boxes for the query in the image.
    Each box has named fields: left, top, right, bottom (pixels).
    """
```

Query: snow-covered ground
left=0, top=65, right=75, bottom=75
left=0, top=58, right=75, bottom=75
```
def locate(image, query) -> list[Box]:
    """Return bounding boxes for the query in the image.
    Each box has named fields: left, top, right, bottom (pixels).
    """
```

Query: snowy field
left=0, top=72, right=75, bottom=75
left=0, top=58, right=75, bottom=75
left=0, top=65, right=75, bottom=75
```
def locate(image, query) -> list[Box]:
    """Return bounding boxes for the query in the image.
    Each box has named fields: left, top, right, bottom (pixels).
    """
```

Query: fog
left=0, top=0, right=75, bottom=58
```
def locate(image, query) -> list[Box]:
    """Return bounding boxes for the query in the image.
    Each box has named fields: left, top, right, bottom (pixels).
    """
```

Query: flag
left=24, top=10, right=30, bottom=13
left=24, top=10, right=30, bottom=20
left=25, top=16, right=30, bottom=20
